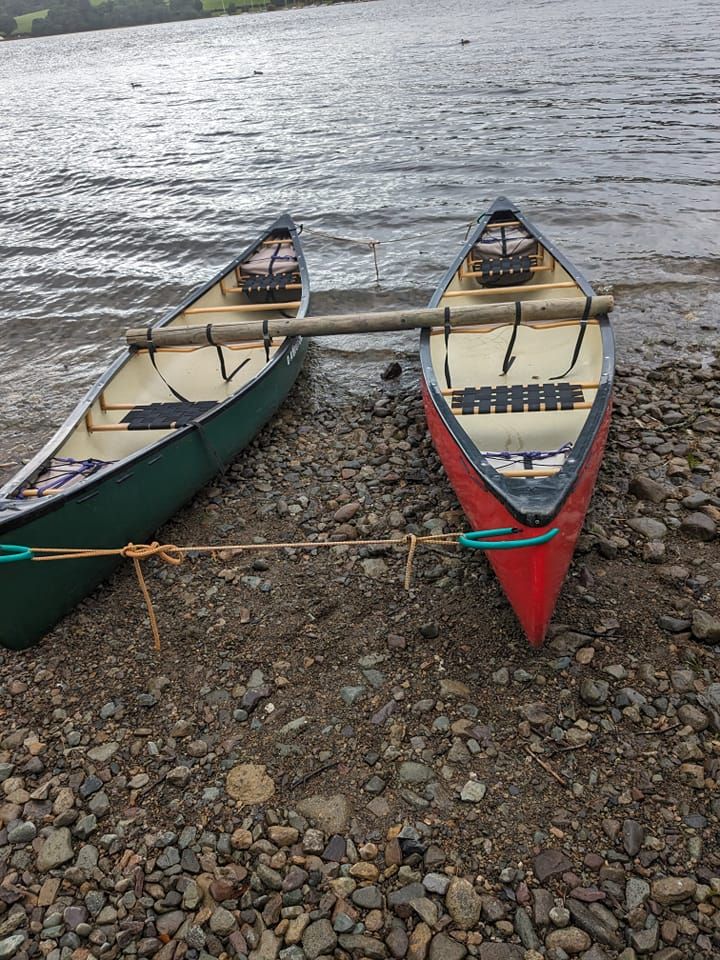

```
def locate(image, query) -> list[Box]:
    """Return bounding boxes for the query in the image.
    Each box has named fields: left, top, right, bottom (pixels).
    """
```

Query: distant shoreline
left=1, top=0, right=370, bottom=42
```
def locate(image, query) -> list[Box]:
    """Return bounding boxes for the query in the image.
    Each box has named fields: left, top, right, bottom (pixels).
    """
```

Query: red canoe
left=420, top=197, right=614, bottom=647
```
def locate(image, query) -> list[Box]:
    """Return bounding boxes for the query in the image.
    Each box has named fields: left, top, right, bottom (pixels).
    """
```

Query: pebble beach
left=1, top=345, right=719, bottom=960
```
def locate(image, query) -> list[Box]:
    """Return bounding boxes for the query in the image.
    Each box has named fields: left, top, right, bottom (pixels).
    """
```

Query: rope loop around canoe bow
left=0, top=544, right=33, bottom=564
left=459, top=527, right=559, bottom=550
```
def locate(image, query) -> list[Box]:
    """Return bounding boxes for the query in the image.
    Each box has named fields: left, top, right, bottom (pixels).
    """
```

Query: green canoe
left=0, top=214, right=310, bottom=650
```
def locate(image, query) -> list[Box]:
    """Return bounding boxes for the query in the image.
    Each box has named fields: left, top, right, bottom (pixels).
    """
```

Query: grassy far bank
left=13, top=6, right=47, bottom=30
left=1, top=0, right=351, bottom=38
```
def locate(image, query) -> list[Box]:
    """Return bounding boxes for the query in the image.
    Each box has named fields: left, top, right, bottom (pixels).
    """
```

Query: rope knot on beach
left=120, top=542, right=184, bottom=651
left=23, top=531, right=471, bottom=653
left=120, top=541, right=184, bottom=565
left=14, top=525, right=561, bottom=652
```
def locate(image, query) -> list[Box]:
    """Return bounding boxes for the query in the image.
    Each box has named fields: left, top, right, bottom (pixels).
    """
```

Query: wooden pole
left=126, top=296, right=613, bottom=349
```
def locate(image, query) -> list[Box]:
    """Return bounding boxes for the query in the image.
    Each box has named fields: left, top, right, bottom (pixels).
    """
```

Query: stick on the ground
left=125, top=296, right=614, bottom=348
left=290, top=759, right=340, bottom=789
left=524, top=746, right=568, bottom=787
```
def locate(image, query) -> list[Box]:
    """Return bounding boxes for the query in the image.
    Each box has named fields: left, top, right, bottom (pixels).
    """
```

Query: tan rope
left=28, top=531, right=463, bottom=649
left=404, top=533, right=418, bottom=590
left=131, top=553, right=160, bottom=652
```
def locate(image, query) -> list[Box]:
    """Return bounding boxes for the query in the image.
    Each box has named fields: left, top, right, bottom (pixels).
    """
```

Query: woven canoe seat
left=242, top=273, right=296, bottom=294
left=450, top=382, right=586, bottom=415
left=468, top=254, right=533, bottom=282
left=121, top=401, right=217, bottom=430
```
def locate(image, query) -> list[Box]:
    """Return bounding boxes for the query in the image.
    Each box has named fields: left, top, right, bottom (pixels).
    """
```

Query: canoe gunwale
left=0, top=213, right=310, bottom=534
left=419, top=196, right=615, bottom=529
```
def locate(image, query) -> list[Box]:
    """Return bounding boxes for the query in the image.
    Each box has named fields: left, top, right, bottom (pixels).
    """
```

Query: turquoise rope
left=459, top=527, right=559, bottom=550
left=0, top=545, right=33, bottom=564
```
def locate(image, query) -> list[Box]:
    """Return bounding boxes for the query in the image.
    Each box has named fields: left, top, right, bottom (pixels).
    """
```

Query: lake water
left=1, top=0, right=719, bottom=466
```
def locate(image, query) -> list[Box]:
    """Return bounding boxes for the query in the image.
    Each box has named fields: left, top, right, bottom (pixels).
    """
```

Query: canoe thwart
left=126, top=296, right=613, bottom=348
left=482, top=220, right=522, bottom=229
left=443, top=280, right=577, bottom=298
left=441, top=382, right=600, bottom=395
left=14, top=456, right=110, bottom=500
left=430, top=318, right=600, bottom=335
left=183, top=300, right=302, bottom=315
left=454, top=401, right=594, bottom=415
left=500, top=467, right=562, bottom=478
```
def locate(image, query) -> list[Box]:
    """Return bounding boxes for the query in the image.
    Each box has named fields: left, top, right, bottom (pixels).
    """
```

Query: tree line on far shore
left=4, top=0, right=201, bottom=36
left=0, top=0, right=352, bottom=38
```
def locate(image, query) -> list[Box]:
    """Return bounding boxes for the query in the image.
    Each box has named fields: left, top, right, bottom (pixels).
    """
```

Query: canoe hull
left=0, top=338, right=308, bottom=651
left=422, top=380, right=611, bottom=647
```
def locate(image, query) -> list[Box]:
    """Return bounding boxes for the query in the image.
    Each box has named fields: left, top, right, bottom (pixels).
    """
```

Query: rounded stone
left=37, top=828, right=74, bottom=872
left=398, top=761, right=435, bottom=785
left=302, top=919, right=337, bottom=960
left=545, top=926, right=591, bottom=954
left=352, top=885, right=383, bottom=910
left=651, top=876, right=697, bottom=904
left=579, top=678, right=609, bottom=706
left=0, top=934, right=26, bottom=960
left=428, top=932, right=466, bottom=960
left=549, top=906, right=570, bottom=927
left=209, top=906, right=237, bottom=936
left=8, top=821, right=37, bottom=844
left=444, top=877, right=481, bottom=930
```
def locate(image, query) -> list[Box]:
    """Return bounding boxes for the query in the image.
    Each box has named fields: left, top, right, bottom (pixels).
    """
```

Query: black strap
left=190, top=421, right=225, bottom=474
left=552, top=295, right=592, bottom=380
left=501, top=301, right=521, bottom=375
left=146, top=329, right=190, bottom=403
left=267, top=242, right=282, bottom=276
left=206, top=324, right=251, bottom=383
left=443, top=306, right=452, bottom=389
left=262, top=317, right=272, bottom=363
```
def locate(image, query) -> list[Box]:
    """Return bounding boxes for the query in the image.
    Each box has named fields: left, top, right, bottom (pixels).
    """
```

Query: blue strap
left=459, top=527, right=559, bottom=550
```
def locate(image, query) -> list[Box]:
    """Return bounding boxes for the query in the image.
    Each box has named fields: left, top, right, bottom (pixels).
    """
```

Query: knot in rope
left=120, top=543, right=184, bottom=653
left=121, top=542, right=184, bottom=566
left=28, top=529, right=467, bottom=652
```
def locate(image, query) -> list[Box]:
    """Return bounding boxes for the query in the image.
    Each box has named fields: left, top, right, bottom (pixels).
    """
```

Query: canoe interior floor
left=431, top=248, right=603, bottom=475
left=56, top=235, right=302, bottom=465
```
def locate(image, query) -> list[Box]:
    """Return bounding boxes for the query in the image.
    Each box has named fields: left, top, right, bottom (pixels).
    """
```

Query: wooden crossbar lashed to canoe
left=125, top=296, right=613, bottom=349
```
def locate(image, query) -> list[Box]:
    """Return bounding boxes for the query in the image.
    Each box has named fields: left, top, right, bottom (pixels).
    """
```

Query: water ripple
left=0, top=0, right=719, bottom=462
